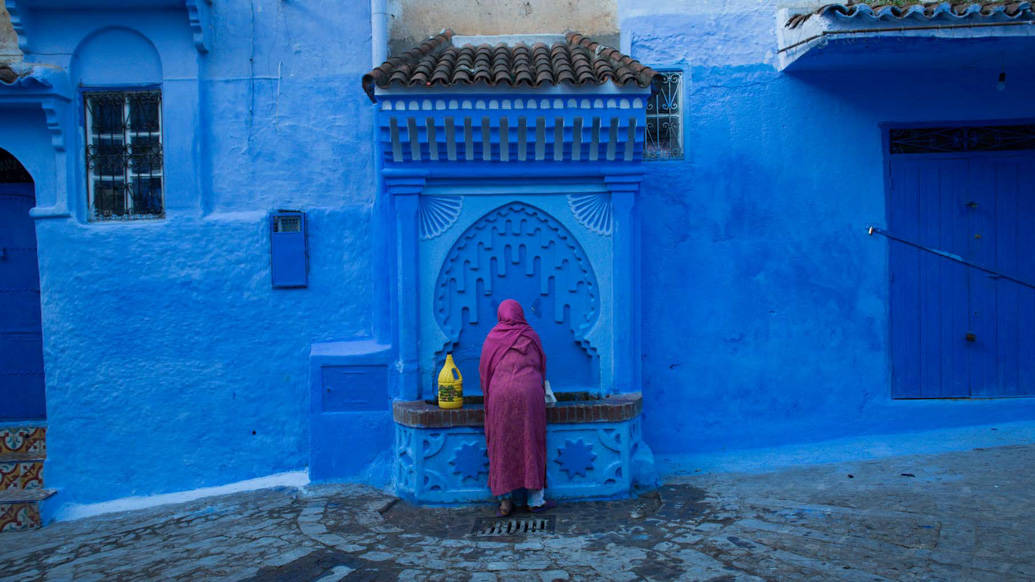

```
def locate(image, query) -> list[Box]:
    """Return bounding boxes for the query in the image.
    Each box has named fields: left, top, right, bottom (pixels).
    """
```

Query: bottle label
left=439, top=384, right=459, bottom=402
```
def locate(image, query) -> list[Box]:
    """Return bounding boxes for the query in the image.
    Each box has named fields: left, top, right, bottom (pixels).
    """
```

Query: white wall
left=387, top=0, right=618, bottom=54
left=0, top=4, right=20, bottom=62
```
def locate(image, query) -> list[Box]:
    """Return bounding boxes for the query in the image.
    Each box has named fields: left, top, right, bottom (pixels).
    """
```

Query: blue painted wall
left=8, top=1, right=384, bottom=507
left=3, top=0, right=1034, bottom=510
left=619, top=0, right=1035, bottom=457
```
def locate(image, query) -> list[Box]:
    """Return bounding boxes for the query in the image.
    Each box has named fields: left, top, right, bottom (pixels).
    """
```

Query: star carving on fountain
left=555, top=438, right=596, bottom=478
left=449, top=442, right=489, bottom=482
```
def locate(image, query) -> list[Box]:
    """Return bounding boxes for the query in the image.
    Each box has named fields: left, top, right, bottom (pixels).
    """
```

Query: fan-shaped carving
left=567, top=193, right=613, bottom=236
left=418, top=196, right=462, bottom=240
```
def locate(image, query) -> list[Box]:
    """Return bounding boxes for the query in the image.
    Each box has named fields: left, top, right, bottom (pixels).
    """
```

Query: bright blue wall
left=620, top=0, right=1035, bottom=456
left=14, top=1, right=381, bottom=506
left=8, top=0, right=1035, bottom=509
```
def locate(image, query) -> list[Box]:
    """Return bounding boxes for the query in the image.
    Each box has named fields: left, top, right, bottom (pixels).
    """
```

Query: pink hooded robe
left=479, top=299, right=547, bottom=496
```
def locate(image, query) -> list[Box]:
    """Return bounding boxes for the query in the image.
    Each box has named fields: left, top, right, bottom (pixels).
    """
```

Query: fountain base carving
left=392, top=393, right=655, bottom=504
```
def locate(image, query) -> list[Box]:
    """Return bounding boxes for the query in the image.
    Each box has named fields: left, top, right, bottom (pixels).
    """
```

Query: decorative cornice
left=6, top=0, right=209, bottom=55
left=384, top=175, right=427, bottom=197
left=184, top=0, right=211, bottom=54
left=379, top=98, right=649, bottom=165
left=0, top=66, right=71, bottom=156
left=39, top=98, right=65, bottom=152
left=0, top=72, right=50, bottom=90
left=0, top=65, right=71, bottom=100
left=603, top=174, right=642, bottom=194
left=381, top=96, right=647, bottom=112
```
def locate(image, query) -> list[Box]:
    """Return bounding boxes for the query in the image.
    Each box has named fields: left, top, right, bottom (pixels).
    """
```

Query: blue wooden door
left=981, top=157, right=1035, bottom=397
left=890, top=152, right=1035, bottom=398
left=0, top=182, right=46, bottom=419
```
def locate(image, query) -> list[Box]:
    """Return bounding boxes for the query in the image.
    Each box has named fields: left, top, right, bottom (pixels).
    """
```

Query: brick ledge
left=393, top=392, right=642, bottom=428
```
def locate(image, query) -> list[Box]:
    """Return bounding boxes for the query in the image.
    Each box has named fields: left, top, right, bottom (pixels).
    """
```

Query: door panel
left=0, top=183, right=46, bottom=419
left=889, top=160, right=922, bottom=398
left=890, top=151, right=1035, bottom=399
left=892, top=157, right=971, bottom=397
left=966, top=160, right=999, bottom=397
left=982, top=157, right=1035, bottom=397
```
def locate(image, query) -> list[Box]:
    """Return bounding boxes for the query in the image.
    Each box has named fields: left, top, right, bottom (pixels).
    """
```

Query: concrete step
left=0, top=488, right=55, bottom=503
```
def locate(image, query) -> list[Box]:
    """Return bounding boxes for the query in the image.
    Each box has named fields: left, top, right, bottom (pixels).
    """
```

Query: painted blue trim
left=184, top=0, right=211, bottom=54
left=382, top=164, right=644, bottom=179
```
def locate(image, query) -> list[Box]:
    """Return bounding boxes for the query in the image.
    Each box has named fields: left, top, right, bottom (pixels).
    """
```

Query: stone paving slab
left=1, top=444, right=1034, bottom=581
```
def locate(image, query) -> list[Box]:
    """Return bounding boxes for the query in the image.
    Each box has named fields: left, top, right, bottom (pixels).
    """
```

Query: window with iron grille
left=645, top=71, right=683, bottom=160
left=85, top=90, right=164, bottom=220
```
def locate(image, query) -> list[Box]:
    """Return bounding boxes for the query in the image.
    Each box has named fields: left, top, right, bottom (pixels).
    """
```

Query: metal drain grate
left=471, top=516, right=556, bottom=537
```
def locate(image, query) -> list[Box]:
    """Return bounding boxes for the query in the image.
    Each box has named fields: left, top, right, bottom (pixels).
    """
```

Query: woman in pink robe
left=480, top=299, right=553, bottom=515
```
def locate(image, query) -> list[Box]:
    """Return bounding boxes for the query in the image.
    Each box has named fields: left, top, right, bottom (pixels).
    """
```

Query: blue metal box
left=270, top=210, right=308, bottom=288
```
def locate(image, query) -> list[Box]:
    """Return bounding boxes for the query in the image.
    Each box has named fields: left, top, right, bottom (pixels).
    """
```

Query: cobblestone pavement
left=2, top=444, right=1034, bottom=581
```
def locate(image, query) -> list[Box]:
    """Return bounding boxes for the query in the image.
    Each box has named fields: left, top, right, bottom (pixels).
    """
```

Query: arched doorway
left=0, top=148, right=45, bottom=420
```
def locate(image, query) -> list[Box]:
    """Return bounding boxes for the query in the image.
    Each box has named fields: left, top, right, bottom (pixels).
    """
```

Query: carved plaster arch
left=432, top=201, right=600, bottom=361
left=71, top=26, right=163, bottom=86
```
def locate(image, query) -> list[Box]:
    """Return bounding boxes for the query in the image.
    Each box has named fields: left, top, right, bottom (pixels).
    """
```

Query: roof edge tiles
left=362, top=29, right=656, bottom=102
left=786, top=1, right=1035, bottom=29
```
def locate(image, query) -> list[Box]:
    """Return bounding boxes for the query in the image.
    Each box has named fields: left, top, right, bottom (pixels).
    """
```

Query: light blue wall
left=620, top=0, right=1035, bottom=456
left=11, top=1, right=381, bottom=507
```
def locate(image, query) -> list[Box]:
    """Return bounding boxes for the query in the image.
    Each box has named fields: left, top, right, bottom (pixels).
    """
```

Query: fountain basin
left=392, top=392, right=654, bottom=504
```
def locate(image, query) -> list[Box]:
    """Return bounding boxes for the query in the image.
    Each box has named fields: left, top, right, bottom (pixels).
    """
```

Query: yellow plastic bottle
left=437, top=353, right=463, bottom=409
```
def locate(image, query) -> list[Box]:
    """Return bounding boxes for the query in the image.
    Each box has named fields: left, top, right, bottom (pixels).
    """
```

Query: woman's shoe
left=529, top=499, right=557, bottom=513
left=496, top=499, right=514, bottom=518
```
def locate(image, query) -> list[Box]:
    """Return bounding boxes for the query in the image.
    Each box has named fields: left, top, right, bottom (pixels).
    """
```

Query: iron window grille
left=889, top=125, right=1035, bottom=154
left=273, top=214, right=303, bottom=232
left=645, top=71, right=683, bottom=160
left=85, top=90, right=164, bottom=220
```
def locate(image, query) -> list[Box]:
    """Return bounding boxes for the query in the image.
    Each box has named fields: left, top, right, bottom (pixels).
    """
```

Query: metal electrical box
left=270, top=210, right=308, bottom=288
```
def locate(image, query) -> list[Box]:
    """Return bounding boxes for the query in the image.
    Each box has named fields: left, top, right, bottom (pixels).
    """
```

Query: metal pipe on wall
left=371, top=0, right=388, bottom=67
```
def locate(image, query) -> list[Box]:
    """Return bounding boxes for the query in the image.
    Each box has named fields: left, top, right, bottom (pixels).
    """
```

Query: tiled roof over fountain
left=362, top=30, right=657, bottom=102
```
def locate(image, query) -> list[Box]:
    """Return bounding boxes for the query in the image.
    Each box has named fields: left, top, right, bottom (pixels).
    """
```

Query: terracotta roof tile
left=363, top=30, right=657, bottom=102
left=787, top=1, right=1034, bottom=28
left=0, top=65, right=19, bottom=85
